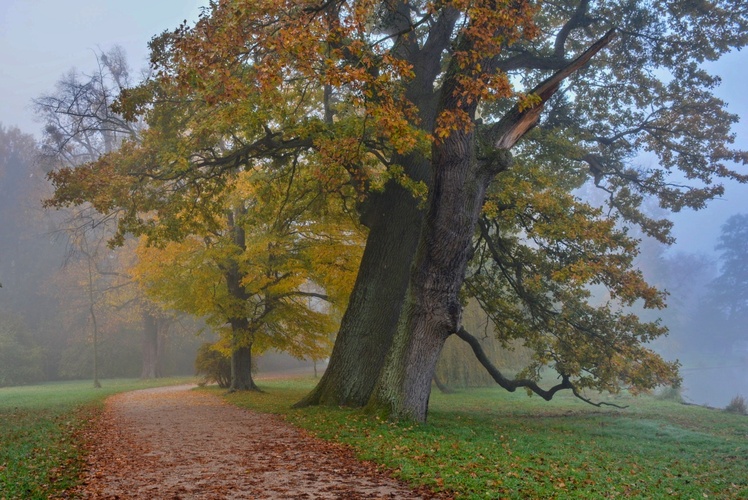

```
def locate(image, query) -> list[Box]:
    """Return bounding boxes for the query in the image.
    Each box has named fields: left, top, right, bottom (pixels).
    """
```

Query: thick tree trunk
left=296, top=181, right=424, bottom=407
left=368, top=129, right=501, bottom=422
left=140, top=311, right=163, bottom=379
left=296, top=9, right=453, bottom=407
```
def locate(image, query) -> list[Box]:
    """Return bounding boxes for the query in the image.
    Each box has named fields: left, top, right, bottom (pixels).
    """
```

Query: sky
left=0, top=1, right=747, bottom=256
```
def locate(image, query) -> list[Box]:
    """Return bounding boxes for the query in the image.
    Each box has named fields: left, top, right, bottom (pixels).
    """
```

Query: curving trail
left=74, top=385, right=442, bottom=499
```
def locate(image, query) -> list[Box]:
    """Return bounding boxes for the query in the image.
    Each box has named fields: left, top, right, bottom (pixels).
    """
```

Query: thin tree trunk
left=85, top=244, right=102, bottom=389
left=141, top=311, right=162, bottom=379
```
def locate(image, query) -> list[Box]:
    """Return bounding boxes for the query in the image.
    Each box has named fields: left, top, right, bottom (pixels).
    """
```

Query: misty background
left=0, top=1, right=746, bottom=405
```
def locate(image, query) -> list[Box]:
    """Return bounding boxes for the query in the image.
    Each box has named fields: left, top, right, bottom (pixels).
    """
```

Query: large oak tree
left=48, top=0, right=747, bottom=421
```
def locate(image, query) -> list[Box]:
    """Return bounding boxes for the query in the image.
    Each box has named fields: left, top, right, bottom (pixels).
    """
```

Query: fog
left=0, top=1, right=746, bottom=406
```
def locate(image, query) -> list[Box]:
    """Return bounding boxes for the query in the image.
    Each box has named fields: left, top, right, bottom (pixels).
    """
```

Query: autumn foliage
left=45, top=0, right=748, bottom=421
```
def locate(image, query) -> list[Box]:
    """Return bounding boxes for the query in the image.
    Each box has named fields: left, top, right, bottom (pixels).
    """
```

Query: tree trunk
left=363, top=28, right=616, bottom=422
left=230, top=340, right=259, bottom=391
left=296, top=13, right=451, bottom=408
left=140, top=311, right=163, bottom=379
left=85, top=246, right=102, bottom=389
left=368, top=128, right=500, bottom=422
left=296, top=181, right=424, bottom=407
left=225, top=207, right=260, bottom=392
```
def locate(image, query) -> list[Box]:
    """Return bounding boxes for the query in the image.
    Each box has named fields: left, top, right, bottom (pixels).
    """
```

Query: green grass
left=0, top=377, right=195, bottom=499
left=3, top=376, right=745, bottom=499
left=219, top=378, right=748, bottom=499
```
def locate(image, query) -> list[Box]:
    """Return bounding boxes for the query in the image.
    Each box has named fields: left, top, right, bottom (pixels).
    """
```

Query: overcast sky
left=1, top=1, right=747, bottom=256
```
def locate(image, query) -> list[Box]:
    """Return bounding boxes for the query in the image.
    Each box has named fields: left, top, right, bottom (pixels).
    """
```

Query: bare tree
left=36, top=47, right=162, bottom=383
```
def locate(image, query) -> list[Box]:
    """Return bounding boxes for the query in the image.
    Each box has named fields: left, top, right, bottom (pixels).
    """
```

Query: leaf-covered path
left=75, top=385, right=441, bottom=499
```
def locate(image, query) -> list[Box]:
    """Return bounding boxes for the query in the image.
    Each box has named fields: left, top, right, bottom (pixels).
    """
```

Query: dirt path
left=75, top=385, right=443, bottom=499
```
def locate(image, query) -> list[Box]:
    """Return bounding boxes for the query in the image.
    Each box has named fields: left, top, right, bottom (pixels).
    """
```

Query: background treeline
left=0, top=124, right=206, bottom=386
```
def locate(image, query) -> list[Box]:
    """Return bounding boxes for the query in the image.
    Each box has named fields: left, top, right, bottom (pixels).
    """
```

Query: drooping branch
left=432, top=373, right=454, bottom=394
left=454, top=327, right=628, bottom=409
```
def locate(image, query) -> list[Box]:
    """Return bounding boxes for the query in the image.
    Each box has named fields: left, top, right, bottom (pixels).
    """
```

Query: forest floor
left=72, top=384, right=443, bottom=499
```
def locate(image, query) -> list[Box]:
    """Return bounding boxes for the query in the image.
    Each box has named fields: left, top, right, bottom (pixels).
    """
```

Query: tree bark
left=230, top=338, right=259, bottom=391
left=296, top=7, right=456, bottom=408
left=224, top=207, right=260, bottom=392
left=295, top=181, right=424, bottom=407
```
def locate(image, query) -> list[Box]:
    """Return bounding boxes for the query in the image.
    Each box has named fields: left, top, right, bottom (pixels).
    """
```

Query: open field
left=0, top=377, right=195, bottom=499
left=221, top=378, right=748, bottom=499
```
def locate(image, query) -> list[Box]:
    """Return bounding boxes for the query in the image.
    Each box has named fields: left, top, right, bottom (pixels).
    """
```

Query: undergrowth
left=725, top=394, right=747, bottom=415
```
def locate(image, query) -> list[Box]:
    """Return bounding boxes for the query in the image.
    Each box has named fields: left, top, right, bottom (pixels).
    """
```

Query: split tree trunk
left=367, top=127, right=500, bottom=422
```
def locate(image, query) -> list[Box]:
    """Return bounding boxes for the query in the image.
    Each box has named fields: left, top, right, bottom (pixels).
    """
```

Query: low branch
left=454, top=327, right=628, bottom=409
left=283, top=291, right=330, bottom=302
left=432, top=373, right=454, bottom=394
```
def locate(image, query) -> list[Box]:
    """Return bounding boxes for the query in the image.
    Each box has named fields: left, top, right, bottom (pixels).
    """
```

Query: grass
left=3, top=376, right=746, bottom=499
left=220, top=378, right=748, bottom=499
left=0, top=377, right=195, bottom=499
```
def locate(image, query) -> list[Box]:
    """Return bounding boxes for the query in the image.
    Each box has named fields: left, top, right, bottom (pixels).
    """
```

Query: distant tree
left=0, top=125, right=57, bottom=302
left=34, top=46, right=141, bottom=164
left=0, top=124, right=69, bottom=381
left=131, top=167, right=363, bottom=391
left=711, top=214, right=748, bottom=321
left=692, top=213, right=748, bottom=356
left=647, top=251, right=717, bottom=357
left=0, top=312, right=44, bottom=387
left=35, top=48, right=174, bottom=380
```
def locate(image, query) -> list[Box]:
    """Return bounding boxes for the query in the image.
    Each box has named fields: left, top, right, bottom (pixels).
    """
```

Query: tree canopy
left=131, top=165, right=363, bottom=389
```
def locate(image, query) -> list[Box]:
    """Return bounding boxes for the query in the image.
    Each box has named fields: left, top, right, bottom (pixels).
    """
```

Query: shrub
left=194, top=342, right=231, bottom=388
left=725, top=394, right=747, bottom=415
left=655, top=385, right=683, bottom=403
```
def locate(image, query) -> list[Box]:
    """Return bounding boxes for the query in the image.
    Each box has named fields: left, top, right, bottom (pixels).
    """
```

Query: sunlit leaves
left=132, top=163, right=364, bottom=362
